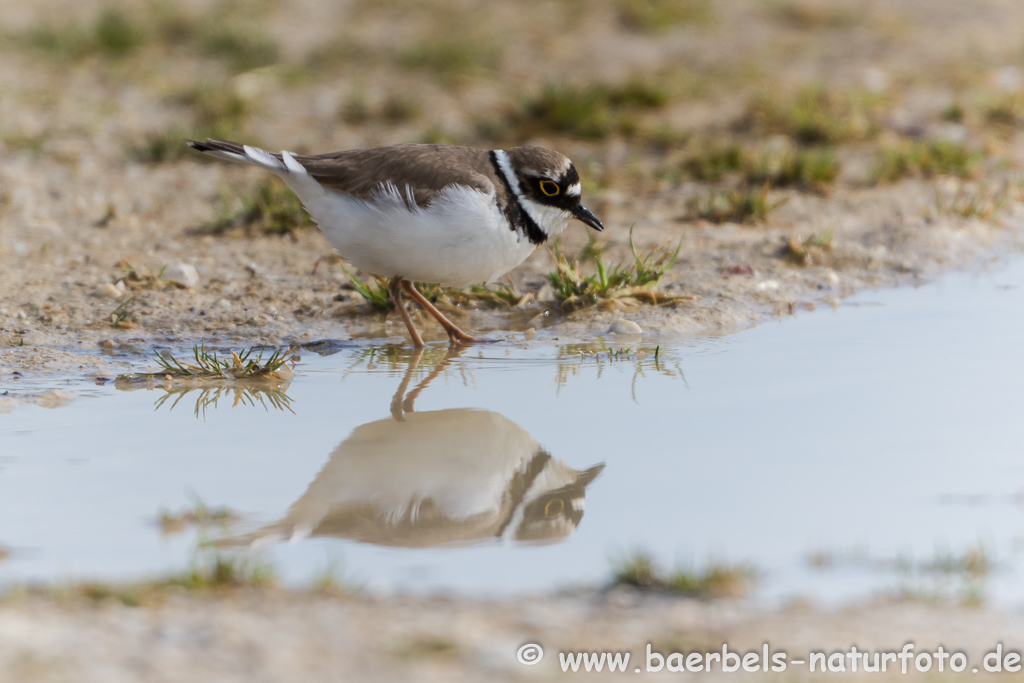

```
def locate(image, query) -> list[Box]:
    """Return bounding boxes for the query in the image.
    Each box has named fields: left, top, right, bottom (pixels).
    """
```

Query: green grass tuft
left=94, top=6, right=146, bottom=56
left=746, top=86, right=880, bottom=145
left=764, top=0, right=861, bottom=29
left=342, top=269, right=526, bottom=312
left=527, top=84, right=614, bottom=139
left=612, top=550, right=660, bottom=587
left=611, top=550, right=757, bottom=599
left=678, top=142, right=745, bottom=182
left=128, top=126, right=194, bottom=164
left=158, top=494, right=241, bottom=535
left=808, top=544, right=993, bottom=607
left=746, top=147, right=840, bottom=190
left=684, top=185, right=784, bottom=223
left=874, top=139, right=979, bottom=183
left=109, top=296, right=137, bottom=328
left=344, top=269, right=393, bottom=311
left=198, top=26, right=280, bottom=73
left=547, top=227, right=683, bottom=309
left=781, top=230, right=834, bottom=266
left=941, top=101, right=965, bottom=123
left=21, top=6, right=145, bottom=62
left=308, top=560, right=356, bottom=594
left=981, top=94, right=1023, bottom=130
left=677, top=142, right=840, bottom=190
left=380, top=93, right=422, bottom=123
left=188, top=86, right=251, bottom=138
left=392, top=636, right=460, bottom=660
left=162, top=550, right=277, bottom=591
left=198, top=179, right=312, bottom=236
left=129, top=85, right=251, bottom=161
left=615, top=0, right=714, bottom=32
left=518, top=78, right=669, bottom=140
left=17, top=3, right=278, bottom=71
left=43, top=548, right=277, bottom=605
left=150, top=344, right=291, bottom=380
left=934, top=184, right=1010, bottom=221
left=398, top=35, right=502, bottom=82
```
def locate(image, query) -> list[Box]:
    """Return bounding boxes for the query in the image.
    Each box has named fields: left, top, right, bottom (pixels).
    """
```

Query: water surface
left=1, top=259, right=1023, bottom=604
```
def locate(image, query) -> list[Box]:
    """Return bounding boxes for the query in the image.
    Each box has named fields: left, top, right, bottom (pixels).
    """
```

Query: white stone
left=95, top=282, right=124, bottom=299
left=934, top=123, right=968, bottom=145
left=608, top=319, right=642, bottom=335
left=863, top=67, right=890, bottom=93
left=165, top=263, right=200, bottom=289
left=992, top=66, right=1023, bottom=93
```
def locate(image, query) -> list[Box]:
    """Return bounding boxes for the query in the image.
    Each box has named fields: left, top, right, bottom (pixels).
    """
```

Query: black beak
left=571, top=203, right=604, bottom=232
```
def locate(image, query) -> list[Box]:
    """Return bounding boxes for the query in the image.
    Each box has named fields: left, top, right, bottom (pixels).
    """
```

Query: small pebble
left=165, top=263, right=200, bottom=289
left=992, top=65, right=1023, bottom=93
left=609, top=319, right=642, bottom=335
left=757, top=279, right=780, bottom=291
left=95, top=282, right=124, bottom=299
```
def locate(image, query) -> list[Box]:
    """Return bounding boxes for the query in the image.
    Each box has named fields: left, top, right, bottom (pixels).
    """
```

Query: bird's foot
left=447, top=331, right=495, bottom=346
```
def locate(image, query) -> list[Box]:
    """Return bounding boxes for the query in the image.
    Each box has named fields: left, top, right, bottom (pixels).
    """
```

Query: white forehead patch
left=566, top=183, right=581, bottom=197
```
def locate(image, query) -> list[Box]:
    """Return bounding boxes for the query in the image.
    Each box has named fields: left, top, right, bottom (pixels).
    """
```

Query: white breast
left=278, top=409, right=540, bottom=535
left=287, top=176, right=538, bottom=287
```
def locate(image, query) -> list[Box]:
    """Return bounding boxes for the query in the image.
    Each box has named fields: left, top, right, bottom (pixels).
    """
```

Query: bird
left=187, top=139, right=605, bottom=346
left=221, top=347, right=605, bottom=549
left=227, top=407, right=605, bottom=548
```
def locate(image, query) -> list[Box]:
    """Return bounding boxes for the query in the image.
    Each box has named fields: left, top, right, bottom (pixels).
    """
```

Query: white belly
left=290, top=181, right=538, bottom=287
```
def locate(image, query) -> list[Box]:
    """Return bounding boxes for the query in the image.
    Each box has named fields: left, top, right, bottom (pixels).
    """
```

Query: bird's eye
left=544, top=498, right=564, bottom=518
left=538, top=180, right=560, bottom=197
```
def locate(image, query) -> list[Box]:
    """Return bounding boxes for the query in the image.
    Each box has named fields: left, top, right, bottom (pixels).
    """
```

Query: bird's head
left=498, top=147, right=604, bottom=239
left=512, top=462, right=605, bottom=544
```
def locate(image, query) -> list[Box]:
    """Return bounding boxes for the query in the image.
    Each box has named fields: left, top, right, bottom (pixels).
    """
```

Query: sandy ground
left=3, top=588, right=1024, bottom=682
left=3, top=0, right=1024, bottom=679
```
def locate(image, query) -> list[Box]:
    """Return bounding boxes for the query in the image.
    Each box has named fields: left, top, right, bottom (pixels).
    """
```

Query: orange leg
left=388, top=277, right=425, bottom=347
left=389, top=346, right=424, bottom=420
left=403, top=346, right=464, bottom=411
left=401, top=281, right=489, bottom=345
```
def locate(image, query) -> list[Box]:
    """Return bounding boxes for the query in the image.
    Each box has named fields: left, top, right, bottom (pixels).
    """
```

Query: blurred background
left=3, top=0, right=1024, bottom=207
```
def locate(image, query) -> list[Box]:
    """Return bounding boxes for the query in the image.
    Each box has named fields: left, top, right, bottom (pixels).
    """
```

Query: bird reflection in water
left=234, top=347, right=604, bottom=548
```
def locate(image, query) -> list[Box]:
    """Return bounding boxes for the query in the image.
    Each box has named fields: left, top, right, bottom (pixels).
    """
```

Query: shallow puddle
left=2, top=258, right=1023, bottom=605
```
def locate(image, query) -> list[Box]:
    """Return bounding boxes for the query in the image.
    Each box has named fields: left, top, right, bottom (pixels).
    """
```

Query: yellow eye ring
left=539, top=180, right=560, bottom=197
left=544, top=498, right=564, bottom=518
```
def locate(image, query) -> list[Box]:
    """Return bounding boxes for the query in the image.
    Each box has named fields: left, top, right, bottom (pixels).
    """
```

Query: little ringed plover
left=187, top=139, right=604, bottom=345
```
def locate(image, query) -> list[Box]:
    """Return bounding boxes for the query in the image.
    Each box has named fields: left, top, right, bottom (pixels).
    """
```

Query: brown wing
left=296, top=144, right=496, bottom=207
left=188, top=140, right=498, bottom=208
